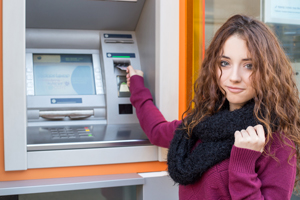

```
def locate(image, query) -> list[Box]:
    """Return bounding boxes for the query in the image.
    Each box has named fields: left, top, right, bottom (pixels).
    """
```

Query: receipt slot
left=3, top=0, right=179, bottom=172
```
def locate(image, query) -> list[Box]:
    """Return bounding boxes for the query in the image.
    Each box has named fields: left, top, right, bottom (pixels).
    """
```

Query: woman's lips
left=226, top=86, right=245, bottom=93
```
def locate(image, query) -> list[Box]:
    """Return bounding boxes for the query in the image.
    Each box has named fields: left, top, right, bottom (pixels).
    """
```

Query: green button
left=112, top=56, right=130, bottom=58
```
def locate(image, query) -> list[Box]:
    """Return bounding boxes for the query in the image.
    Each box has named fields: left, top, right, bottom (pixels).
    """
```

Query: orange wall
left=0, top=0, right=192, bottom=181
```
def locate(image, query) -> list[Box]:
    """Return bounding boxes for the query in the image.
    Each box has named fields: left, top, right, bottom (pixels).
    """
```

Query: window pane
left=205, top=0, right=261, bottom=48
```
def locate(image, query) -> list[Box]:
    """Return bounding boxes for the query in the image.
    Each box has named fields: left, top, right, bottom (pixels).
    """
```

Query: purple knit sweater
left=129, top=75, right=297, bottom=200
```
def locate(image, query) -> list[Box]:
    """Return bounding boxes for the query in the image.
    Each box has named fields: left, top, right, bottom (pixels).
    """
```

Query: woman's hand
left=126, top=65, right=144, bottom=88
left=234, top=125, right=265, bottom=153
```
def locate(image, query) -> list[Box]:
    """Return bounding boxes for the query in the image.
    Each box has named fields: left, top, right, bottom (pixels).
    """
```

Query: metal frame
left=3, top=0, right=27, bottom=171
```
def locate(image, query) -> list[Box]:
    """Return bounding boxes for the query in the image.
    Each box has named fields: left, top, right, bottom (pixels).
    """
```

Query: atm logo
left=50, top=98, right=83, bottom=104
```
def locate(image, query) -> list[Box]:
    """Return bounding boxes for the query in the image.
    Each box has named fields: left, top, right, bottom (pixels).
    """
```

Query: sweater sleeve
left=129, top=75, right=181, bottom=148
left=228, top=135, right=296, bottom=200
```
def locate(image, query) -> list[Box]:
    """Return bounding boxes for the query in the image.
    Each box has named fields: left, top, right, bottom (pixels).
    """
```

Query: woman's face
left=217, top=35, right=256, bottom=111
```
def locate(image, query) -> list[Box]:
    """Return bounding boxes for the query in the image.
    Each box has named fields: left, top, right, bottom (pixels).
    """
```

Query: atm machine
left=24, top=29, right=164, bottom=168
left=1, top=0, right=179, bottom=198
left=25, top=30, right=152, bottom=166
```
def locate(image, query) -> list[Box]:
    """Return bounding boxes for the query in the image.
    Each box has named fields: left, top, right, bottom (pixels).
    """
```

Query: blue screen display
left=33, top=54, right=96, bottom=96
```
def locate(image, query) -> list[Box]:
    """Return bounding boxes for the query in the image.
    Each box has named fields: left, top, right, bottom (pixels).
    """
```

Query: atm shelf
left=27, top=140, right=151, bottom=151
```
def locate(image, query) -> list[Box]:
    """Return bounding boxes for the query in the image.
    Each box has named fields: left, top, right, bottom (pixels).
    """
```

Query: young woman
left=126, top=14, right=300, bottom=199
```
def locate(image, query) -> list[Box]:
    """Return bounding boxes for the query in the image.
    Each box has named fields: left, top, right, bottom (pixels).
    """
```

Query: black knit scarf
left=167, top=100, right=262, bottom=186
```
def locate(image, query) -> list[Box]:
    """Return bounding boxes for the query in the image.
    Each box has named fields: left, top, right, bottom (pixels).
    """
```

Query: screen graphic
left=33, top=54, right=96, bottom=96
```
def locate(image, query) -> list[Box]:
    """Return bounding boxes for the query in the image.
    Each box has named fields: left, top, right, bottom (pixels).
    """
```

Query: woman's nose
left=229, top=66, right=242, bottom=82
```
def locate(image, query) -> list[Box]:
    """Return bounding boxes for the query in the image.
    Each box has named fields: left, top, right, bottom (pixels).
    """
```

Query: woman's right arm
left=127, top=66, right=181, bottom=148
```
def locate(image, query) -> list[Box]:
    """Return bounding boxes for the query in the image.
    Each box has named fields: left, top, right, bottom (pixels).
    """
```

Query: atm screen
left=33, top=54, right=96, bottom=96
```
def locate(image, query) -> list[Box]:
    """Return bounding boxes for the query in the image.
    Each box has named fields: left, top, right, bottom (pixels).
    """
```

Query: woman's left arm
left=228, top=133, right=296, bottom=199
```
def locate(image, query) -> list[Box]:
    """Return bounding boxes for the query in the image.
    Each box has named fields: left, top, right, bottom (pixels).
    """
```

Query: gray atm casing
left=3, top=0, right=179, bottom=171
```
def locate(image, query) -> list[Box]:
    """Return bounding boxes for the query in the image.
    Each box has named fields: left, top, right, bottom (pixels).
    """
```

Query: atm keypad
left=46, top=127, right=94, bottom=140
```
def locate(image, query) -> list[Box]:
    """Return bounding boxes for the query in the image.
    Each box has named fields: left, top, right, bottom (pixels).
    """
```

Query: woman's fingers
left=254, top=125, right=266, bottom=152
left=240, top=129, right=248, bottom=137
left=234, top=125, right=266, bottom=153
left=126, top=73, right=131, bottom=87
left=127, top=65, right=137, bottom=77
left=246, top=126, right=258, bottom=140
left=126, top=65, right=144, bottom=88
left=254, top=125, right=265, bottom=141
left=234, top=130, right=242, bottom=143
left=126, top=65, right=144, bottom=77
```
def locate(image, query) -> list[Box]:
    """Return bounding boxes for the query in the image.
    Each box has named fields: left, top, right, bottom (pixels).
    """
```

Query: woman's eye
left=220, top=61, right=229, bottom=67
left=245, top=63, right=253, bottom=69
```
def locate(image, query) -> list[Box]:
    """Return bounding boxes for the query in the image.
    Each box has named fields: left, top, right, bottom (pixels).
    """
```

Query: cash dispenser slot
left=104, top=39, right=134, bottom=44
left=39, top=110, right=94, bottom=119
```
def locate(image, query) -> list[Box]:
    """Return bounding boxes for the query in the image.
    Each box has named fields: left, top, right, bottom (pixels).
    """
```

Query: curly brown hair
left=182, top=14, right=300, bottom=189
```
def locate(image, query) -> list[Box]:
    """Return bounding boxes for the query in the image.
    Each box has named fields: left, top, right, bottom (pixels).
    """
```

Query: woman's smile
left=226, top=86, right=245, bottom=93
